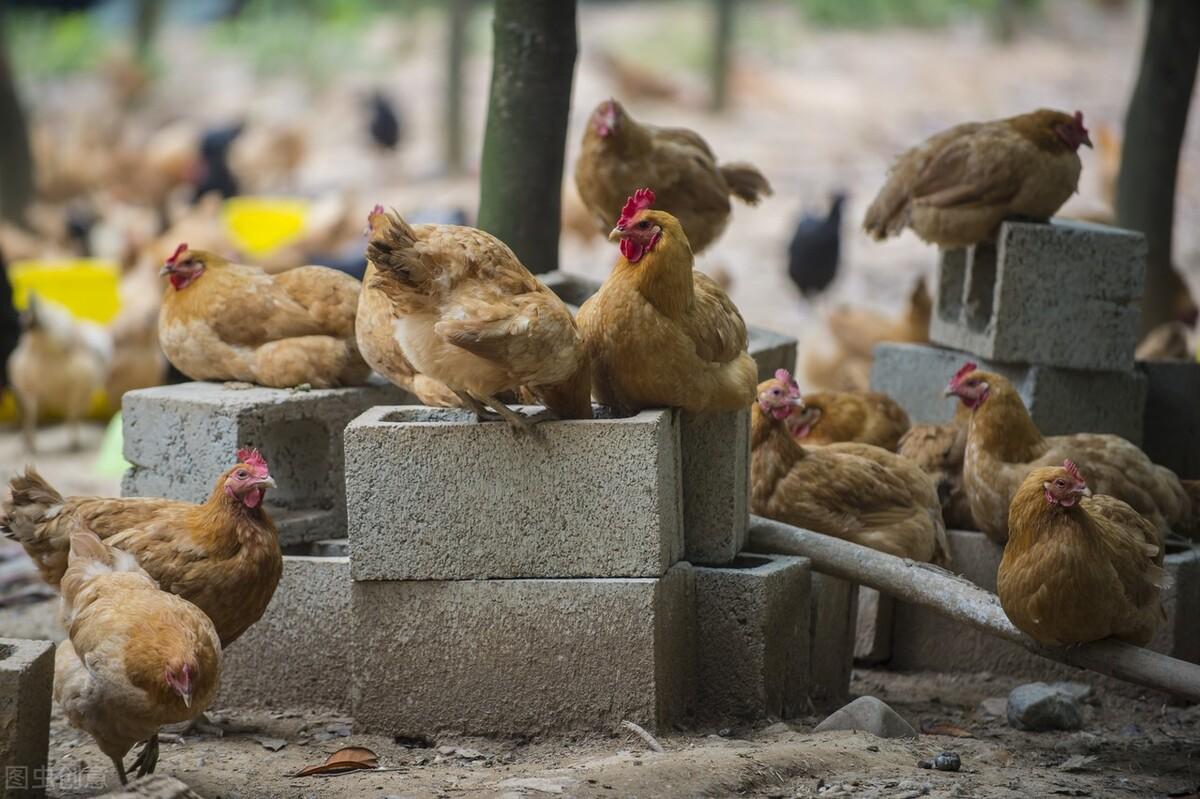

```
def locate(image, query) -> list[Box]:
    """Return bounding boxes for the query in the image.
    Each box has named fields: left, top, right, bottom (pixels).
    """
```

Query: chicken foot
left=480, top=394, right=556, bottom=435
left=130, top=734, right=160, bottom=778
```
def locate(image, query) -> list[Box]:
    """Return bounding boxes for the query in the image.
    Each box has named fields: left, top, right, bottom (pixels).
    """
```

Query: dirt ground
left=26, top=668, right=1199, bottom=798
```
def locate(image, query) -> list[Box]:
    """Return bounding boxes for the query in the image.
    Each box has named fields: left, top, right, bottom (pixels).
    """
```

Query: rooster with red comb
left=577, top=188, right=757, bottom=415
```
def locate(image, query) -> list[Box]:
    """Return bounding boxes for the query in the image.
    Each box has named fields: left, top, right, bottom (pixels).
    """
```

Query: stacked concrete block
left=0, top=638, right=54, bottom=799
left=809, top=574, right=859, bottom=708
left=870, top=342, right=1147, bottom=442
left=679, top=410, right=749, bottom=564
left=888, top=530, right=1200, bottom=678
left=1138, top=360, right=1200, bottom=479
left=539, top=270, right=798, bottom=382
left=691, top=554, right=811, bottom=722
left=218, top=557, right=352, bottom=714
left=930, top=220, right=1145, bottom=371
left=854, top=587, right=894, bottom=665
left=121, top=380, right=409, bottom=546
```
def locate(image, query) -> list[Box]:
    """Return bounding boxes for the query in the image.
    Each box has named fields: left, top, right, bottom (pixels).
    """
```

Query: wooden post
left=709, top=0, right=734, bottom=112
left=0, top=7, right=34, bottom=224
left=477, top=0, right=577, bottom=274
left=1116, top=0, right=1200, bottom=336
left=444, top=0, right=470, bottom=175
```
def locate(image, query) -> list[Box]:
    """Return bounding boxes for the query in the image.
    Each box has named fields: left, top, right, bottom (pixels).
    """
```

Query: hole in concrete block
left=544, top=277, right=598, bottom=308
left=378, top=405, right=618, bottom=425
left=726, top=555, right=773, bottom=570
left=937, top=249, right=966, bottom=323
left=255, top=419, right=333, bottom=512
left=0, top=643, right=12, bottom=662
left=964, top=243, right=998, bottom=333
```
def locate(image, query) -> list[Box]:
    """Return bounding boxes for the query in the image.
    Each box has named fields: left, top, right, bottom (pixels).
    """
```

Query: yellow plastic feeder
left=222, top=197, right=310, bottom=258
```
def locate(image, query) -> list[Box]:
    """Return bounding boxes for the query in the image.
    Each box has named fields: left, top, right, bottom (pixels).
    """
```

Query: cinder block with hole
left=121, top=380, right=408, bottom=546
left=0, top=638, right=55, bottom=799
left=870, top=342, right=1146, bottom=443
left=680, top=409, right=749, bottom=565
left=351, top=564, right=695, bottom=737
left=218, top=556, right=351, bottom=714
left=929, top=219, right=1145, bottom=371
left=692, top=554, right=811, bottom=721
left=344, top=406, right=682, bottom=580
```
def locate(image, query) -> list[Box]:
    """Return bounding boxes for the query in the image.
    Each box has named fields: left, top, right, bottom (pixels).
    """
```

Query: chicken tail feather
left=366, top=210, right=434, bottom=294
left=720, top=162, right=773, bottom=205
left=1182, top=479, right=1200, bottom=538
left=1, top=467, right=65, bottom=544
left=862, top=177, right=910, bottom=241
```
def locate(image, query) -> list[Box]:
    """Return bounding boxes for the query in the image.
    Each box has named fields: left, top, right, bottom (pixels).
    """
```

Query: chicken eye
left=236, top=469, right=248, bottom=479
left=637, top=220, right=650, bottom=229
left=1054, top=479, right=1065, bottom=487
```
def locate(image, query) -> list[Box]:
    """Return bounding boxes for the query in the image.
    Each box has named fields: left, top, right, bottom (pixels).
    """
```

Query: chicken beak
left=158, top=263, right=173, bottom=277
left=1077, top=486, right=1093, bottom=497
left=181, top=691, right=192, bottom=709
left=608, top=226, right=626, bottom=242
left=943, top=384, right=957, bottom=398
left=789, top=397, right=805, bottom=407
left=256, top=476, right=277, bottom=490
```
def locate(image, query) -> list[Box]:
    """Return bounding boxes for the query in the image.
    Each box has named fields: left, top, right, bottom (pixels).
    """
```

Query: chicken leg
left=130, top=734, right=159, bottom=778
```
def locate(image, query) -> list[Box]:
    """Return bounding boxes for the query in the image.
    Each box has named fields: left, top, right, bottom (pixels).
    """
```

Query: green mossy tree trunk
left=444, top=0, right=470, bottom=174
left=1116, top=0, right=1200, bottom=336
left=477, top=0, right=576, bottom=274
left=709, top=0, right=734, bottom=111
left=0, top=7, right=34, bottom=225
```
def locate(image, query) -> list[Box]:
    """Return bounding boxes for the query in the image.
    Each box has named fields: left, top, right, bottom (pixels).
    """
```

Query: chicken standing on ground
left=7, top=294, right=111, bottom=452
left=998, top=461, right=1166, bottom=647
left=787, top=389, right=910, bottom=451
left=864, top=109, right=1091, bottom=248
left=574, top=99, right=772, bottom=254
left=751, top=370, right=949, bottom=564
left=897, top=402, right=975, bottom=530
left=947, top=362, right=1198, bottom=543
left=55, top=529, right=221, bottom=785
left=158, top=244, right=370, bottom=389
left=364, top=206, right=592, bottom=431
left=2, top=449, right=281, bottom=648
left=576, top=189, right=757, bottom=415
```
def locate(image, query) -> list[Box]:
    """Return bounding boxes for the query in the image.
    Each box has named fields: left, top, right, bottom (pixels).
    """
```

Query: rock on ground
left=1007, top=682, right=1087, bottom=731
left=813, top=696, right=916, bottom=738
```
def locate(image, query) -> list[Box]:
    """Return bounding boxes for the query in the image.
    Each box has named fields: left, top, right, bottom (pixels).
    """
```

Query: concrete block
left=871, top=342, right=1146, bottom=444
left=345, top=406, right=682, bottom=580
left=692, top=554, right=811, bottom=722
left=218, top=557, right=351, bottom=715
left=854, top=587, right=894, bottom=665
left=351, top=564, right=695, bottom=737
left=122, top=380, right=409, bottom=546
left=930, top=219, right=1145, bottom=371
left=680, top=409, right=749, bottom=565
left=0, top=638, right=54, bottom=799
left=889, top=530, right=1200, bottom=678
left=1139, top=361, right=1200, bottom=479
left=809, top=572, right=858, bottom=708
left=540, top=270, right=798, bottom=383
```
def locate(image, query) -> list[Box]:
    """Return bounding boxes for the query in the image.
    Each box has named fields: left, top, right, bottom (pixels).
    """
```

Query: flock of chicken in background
left=1, top=96, right=1198, bottom=786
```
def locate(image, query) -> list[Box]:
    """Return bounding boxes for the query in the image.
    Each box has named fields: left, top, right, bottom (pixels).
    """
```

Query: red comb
left=950, top=362, right=978, bottom=386
left=369, top=203, right=384, bottom=219
left=1063, top=459, right=1083, bottom=482
left=236, top=448, right=269, bottom=477
left=774, top=368, right=800, bottom=397
left=166, top=242, right=187, bottom=265
left=617, top=188, right=655, bottom=229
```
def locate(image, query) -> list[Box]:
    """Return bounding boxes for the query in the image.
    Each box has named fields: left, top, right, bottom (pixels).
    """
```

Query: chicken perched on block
left=55, top=530, right=221, bottom=785
left=576, top=189, right=757, bottom=415
left=364, top=207, right=591, bottom=430
left=752, top=370, right=949, bottom=564
left=2, top=449, right=282, bottom=647
left=948, top=362, right=1197, bottom=543
left=864, top=109, right=1091, bottom=248
left=574, top=99, right=772, bottom=254
left=897, top=403, right=975, bottom=530
left=158, top=244, right=370, bottom=389
left=787, top=389, right=910, bottom=451
left=998, top=461, right=1166, bottom=647
left=8, top=294, right=111, bottom=452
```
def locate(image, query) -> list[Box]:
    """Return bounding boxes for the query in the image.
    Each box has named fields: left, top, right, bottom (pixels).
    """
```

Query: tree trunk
left=709, top=0, right=734, bottom=111
left=444, top=0, right=470, bottom=174
left=749, top=517, right=1200, bottom=702
left=1116, top=0, right=1200, bottom=337
left=0, top=7, right=34, bottom=225
left=477, top=0, right=577, bottom=274
left=133, top=0, right=163, bottom=62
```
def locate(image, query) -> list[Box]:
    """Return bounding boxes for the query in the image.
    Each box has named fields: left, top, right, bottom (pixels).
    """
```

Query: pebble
left=814, top=696, right=917, bottom=739
left=1006, top=682, right=1085, bottom=731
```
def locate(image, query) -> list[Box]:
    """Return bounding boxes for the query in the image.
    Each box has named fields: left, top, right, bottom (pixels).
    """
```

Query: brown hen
left=787, top=389, right=910, bottom=451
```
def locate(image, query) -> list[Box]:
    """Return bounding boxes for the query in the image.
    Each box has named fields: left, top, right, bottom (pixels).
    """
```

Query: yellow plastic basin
left=222, top=197, right=310, bottom=257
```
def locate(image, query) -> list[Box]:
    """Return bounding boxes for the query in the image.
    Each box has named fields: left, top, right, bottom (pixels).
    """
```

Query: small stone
left=917, top=759, right=932, bottom=769
left=454, top=747, right=486, bottom=760
left=978, top=697, right=1007, bottom=717
left=1047, top=681, right=1094, bottom=703
left=757, top=721, right=796, bottom=738
left=1007, top=683, right=1085, bottom=732
left=437, top=746, right=457, bottom=756
left=1119, top=723, right=1143, bottom=737
left=814, top=696, right=917, bottom=739
left=717, top=728, right=732, bottom=737
left=866, top=745, right=879, bottom=752
left=933, top=752, right=961, bottom=772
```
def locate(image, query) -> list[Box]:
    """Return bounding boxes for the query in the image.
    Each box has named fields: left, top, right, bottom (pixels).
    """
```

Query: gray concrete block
left=871, top=342, right=1146, bottom=444
left=854, top=587, right=894, bottom=665
left=930, top=219, right=1145, bottom=371
left=351, top=564, right=695, bottom=737
left=680, top=409, right=749, bottom=565
left=540, top=270, right=798, bottom=384
left=692, top=554, right=811, bottom=722
left=0, top=638, right=54, bottom=799
left=345, top=406, right=682, bottom=580
left=121, top=379, right=409, bottom=546
left=217, top=557, right=351, bottom=715
left=889, top=530, right=1200, bottom=678
left=809, top=572, right=858, bottom=708
left=1139, top=361, right=1200, bottom=479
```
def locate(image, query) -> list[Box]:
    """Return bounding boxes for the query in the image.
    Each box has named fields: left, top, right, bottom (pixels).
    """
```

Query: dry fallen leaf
left=253, top=736, right=287, bottom=752
left=919, top=720, right=975, bottom=738
left=294, top=746, right=379, bottom=777
left=1059, top=754, right=1098, bottom=772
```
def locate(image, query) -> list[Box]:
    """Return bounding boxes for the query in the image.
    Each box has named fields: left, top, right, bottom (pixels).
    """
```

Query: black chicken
left=191, top=121, right=244, bottom=202
left=367, top=91, right=403, bottom=151
left=786, top=192, right=846, bottom=300
left=0, top=249, right=20, bottom=392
